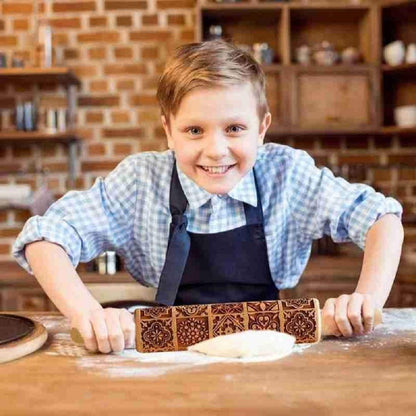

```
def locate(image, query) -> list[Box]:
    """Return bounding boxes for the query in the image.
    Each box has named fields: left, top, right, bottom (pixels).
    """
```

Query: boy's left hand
left=322, top=292, right=377, bottom=337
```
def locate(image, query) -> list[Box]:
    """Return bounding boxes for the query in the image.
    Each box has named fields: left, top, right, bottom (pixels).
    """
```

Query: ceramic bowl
left=394, top=105, right=416, bottom=127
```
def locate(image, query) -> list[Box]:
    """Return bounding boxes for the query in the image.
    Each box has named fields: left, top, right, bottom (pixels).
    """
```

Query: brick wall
left=0, top=0, right=415, bottom=264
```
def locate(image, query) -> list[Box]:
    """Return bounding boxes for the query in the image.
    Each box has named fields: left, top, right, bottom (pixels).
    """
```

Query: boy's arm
left=322, top=214, right=404, bottom=337
left=25, top=240, right=135, bottom=352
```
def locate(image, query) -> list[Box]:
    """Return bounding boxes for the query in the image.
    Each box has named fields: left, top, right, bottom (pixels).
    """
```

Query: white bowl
left=394, top=105, right=416, bottom=127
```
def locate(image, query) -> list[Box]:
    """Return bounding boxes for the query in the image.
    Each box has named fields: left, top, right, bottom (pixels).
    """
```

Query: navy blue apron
left=155, top=161, right=278, bottom=306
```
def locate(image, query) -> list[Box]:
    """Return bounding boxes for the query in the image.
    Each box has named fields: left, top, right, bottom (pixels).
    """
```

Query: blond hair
left=157, top=40, right=269, bottom=124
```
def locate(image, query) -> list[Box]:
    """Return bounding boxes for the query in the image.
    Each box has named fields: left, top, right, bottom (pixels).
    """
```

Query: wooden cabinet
left=196, top=0, right=416, bottom=136
left=0, top=68, right=82, bottom=188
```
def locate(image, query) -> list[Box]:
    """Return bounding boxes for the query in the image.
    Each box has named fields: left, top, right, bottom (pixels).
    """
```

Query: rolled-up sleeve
left=12, top=155, right=138, bottom=274
left=289, top=150, right=403, bottom=249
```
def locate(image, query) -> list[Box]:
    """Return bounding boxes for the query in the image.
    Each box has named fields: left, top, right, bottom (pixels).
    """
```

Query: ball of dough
left=187, top=330, right=295, bottom=359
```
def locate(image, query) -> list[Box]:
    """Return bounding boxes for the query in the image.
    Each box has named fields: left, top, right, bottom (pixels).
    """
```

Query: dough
left=187, top=330, right=295, bottom=359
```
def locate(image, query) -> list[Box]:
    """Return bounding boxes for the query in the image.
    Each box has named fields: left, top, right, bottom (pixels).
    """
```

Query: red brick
left=79, top=96, right=120, bottom=107
left=399, top=168, right=416, bottom=180
left=105, top=1, right=147, bottom=10
left=14, top=210, right=31, bottom=222
left=0, top=36, right=17, bottom=46
left=141, top=46, right=158, bottom=59
left=179, top=29, right=194, bottom=42
left=40, top=145, right=59, bottom=158
left=0, top=245, right=10, bottom=255
left=292, top=137, right=315, bottom=150
left=13, top=19, right=30, bottom=31
left=157, top=0, right=195, bottom=9
left=41, top=162, right=67, bottom=173
left=3, top=2, right=33, bottom=14
left=129, top=94, right=158, bottom=106
left=82, top=161, right=120, bottom=172
left=103, top=128, right=145, bottom=138
left=114, top=47, right=134, bottom=59
left=85, top=111, right=104, bottom=123
left=53, top=1, right=96, bottom=12
left=87, top=143, right=106, bottom=156
left=89, top=16, right=107, bottom=27
left=388, top=154, right=416, bottom=165
left=88, top=47, right=107, bottom=60
left=71, top=65, right=98, bottom=77
left=142, top=76, right=159, bottom=90
left=11, top=146, right=33, bottom=158
left=114, top=143, right=134, bottom=155
left=90, top=80, right=108, bottom=92
left=50, top=18, right=82, bottom=29
left=167, top=14, right=186, bottom=25
left=53, top=33, right=69, bottom=46
left=111, top=111, right=131, bottom=123
left=116, top=16, right=133, bottom=27
left=142, top=14, right=159, bottom=25
left=338, top=154, right=380, bottom=165
left=78, top=31, right=120, bottom=43
left=130, top=30, right=171, bottom=42
left=0, top=228, right=22, bottom=238
left=116, top=79, right=136, bottom=90
left=64, top=48, right=79, bottom=60
left=104, top=64, right=147, bottom=75
left=372, top=168, right=392, bottom=181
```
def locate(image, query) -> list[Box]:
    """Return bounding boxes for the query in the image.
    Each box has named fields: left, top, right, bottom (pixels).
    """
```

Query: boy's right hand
left=71, top=308, right=135, bottom=353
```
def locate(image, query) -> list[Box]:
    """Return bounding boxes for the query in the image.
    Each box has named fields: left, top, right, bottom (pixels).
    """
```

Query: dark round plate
left=0, top=314, right=35, bottom=345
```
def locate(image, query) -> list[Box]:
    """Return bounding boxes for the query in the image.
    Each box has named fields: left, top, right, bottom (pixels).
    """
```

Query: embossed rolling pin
left=70, top=298, right=382, bottom=352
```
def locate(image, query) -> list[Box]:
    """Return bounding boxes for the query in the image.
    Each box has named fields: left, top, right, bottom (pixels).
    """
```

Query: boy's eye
left=186, top=127, right=202, bottom=135
left=227, top=125, right=244, bottom=134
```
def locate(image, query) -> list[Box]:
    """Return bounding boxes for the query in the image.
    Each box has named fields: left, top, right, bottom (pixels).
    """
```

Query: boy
left=13, top=40, right=404, bottom=354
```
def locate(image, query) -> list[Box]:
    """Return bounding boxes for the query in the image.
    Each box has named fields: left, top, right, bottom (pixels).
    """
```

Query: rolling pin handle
left=321, top=308, right=383, bottom=338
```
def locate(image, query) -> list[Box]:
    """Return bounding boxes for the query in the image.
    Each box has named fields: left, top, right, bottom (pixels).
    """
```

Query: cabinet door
left=290, top=66, right=379, bottom=130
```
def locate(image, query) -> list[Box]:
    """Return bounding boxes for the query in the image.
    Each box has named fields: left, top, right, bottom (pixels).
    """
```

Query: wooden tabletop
left=1, top=309, right=415, bottom=415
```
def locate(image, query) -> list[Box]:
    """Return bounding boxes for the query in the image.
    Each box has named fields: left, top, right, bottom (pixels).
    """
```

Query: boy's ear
left=258, top=112, right=272, bottom=146
left=161, top=115, right=174, bottom=150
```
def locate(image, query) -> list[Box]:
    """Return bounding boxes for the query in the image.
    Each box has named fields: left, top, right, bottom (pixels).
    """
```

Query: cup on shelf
left=406, top=43, right=416, bottom=64
left=383, top=40, right=405, bottom=66
left=394, top=105, right=416, bottom=128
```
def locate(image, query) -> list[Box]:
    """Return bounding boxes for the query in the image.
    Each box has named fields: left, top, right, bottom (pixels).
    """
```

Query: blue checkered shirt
left=13, top=143, right=403, bottom=289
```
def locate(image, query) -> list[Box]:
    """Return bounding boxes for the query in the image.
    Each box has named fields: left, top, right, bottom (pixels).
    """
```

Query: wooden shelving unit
left=0, top=67, right=82, bottom=187
left=0, top=67, right=80, bottom=86
left=196, top=0, right=416, bottom=136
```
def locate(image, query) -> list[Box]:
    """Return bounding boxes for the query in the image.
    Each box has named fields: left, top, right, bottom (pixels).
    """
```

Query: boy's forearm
left=355, top=214, right=404, bottom=309
left=25, top=241, right=102, bottom=320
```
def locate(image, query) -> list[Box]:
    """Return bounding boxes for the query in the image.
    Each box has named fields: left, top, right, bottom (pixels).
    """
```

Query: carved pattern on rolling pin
left=135, top=298, right=319, bottom=353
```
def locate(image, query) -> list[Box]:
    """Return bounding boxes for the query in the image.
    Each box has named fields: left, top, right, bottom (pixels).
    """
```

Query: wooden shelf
left=267, top=124, right=378, bottom=137
left=0, top=67, right=80, bottom=86
left=380, top=126, right=416, bottom=135
left=382, top=63, right=416, bottom=74
left=0, top=130, right=81, bottom=144
left=267, top=124, right=416, bottom=137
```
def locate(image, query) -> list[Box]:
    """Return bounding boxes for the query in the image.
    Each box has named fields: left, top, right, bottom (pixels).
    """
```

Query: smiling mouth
left=198, top=164, right=236, bottom=174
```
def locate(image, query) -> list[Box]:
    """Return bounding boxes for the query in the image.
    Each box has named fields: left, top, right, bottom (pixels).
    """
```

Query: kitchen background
left=0, top=0, right=415, bottom=311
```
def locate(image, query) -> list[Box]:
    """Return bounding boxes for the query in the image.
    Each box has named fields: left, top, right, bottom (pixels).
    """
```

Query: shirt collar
left=176, top=163, right=258, bottom=209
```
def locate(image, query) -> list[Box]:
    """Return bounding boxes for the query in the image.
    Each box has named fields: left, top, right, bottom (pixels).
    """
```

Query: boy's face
left=161, top=83, right=271, bottom=195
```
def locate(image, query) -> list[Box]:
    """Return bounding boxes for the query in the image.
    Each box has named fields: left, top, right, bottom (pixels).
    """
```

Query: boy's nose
left=205, top=135, right=229, bottom=159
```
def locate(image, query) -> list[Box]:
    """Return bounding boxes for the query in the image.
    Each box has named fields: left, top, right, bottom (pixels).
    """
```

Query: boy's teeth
left=202, top=165, right=230, bottom=173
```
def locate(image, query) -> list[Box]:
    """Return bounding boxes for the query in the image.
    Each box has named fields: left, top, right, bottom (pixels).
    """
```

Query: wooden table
left=1, top=309, right=415, bottom=415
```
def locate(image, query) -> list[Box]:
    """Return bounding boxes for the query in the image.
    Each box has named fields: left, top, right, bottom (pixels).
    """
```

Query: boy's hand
left=322, top=292, right=377, bottom=338
left=71, top=308, right=135, bottom=353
